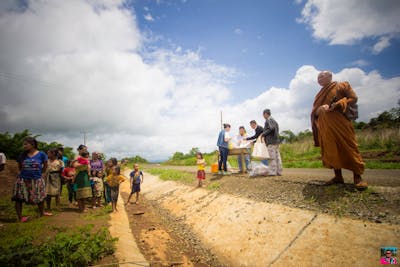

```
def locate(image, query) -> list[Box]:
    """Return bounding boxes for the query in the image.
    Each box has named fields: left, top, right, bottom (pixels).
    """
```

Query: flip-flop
left=354, top=181, right=368, bottom=190
left=43, top=212, right=53, bottom=216
left=324, top=177, right=344, bottom=186
left=20, top=216, right=29, bottom=222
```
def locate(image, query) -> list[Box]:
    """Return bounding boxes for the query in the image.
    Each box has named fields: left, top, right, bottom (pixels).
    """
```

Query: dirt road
left=145, top=165, right=400, bottom=224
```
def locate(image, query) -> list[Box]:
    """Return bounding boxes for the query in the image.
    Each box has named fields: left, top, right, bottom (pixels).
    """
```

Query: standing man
left=217, top=123, right=231, bottom=175
left=261, top=109, right=282, bottom=176
left=311, top=71, right=367, bottom=190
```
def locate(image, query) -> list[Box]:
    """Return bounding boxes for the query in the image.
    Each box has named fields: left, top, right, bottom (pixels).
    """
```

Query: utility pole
left=80, top=130, right=88, bottom=146
left=220, top=110, right=223, bottom=130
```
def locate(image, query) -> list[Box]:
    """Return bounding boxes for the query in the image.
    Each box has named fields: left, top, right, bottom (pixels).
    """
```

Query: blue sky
left=133, top=0, right=400, bottom=102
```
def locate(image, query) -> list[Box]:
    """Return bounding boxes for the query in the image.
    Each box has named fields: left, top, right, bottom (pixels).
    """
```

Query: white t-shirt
left=224, top=131, right=230, bottom=140
left=0, top=153, right=6, bottom=164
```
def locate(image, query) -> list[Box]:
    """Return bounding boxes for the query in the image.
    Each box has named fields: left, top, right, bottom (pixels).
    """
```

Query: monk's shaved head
left=318, top=71, right=332, bottom=87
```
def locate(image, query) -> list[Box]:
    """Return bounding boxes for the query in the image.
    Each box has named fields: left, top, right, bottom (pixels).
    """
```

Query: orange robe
left=311, top=81, right=365, bottom=175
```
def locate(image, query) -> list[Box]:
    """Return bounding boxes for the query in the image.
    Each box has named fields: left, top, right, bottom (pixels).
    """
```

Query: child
left=77, top=151, right=90, bottom=172
left=126, top=164, right=144, bottom=204
left=45, top=148, right=63, bottom=212
left=62, top=160, right=77, bottom=207
left=91, top=170, right=104, bottom=208
left=196, top=152, right=206, bottom=187
left=105, top=166, right=125, bottom=212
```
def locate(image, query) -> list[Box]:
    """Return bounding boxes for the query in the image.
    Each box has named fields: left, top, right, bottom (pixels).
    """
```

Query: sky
left=0, top=0, right=399, bottom=161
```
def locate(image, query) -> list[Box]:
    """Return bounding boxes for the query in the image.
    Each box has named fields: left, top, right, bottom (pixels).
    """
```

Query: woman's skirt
left=75, top=171, right=93, bottom=200
left=45, top=172, right=61, bottom=196
left=12, top=177, right=46, bottom=204
left=197, top=170, right=206, bottom=180
left=92, top=177, right=104, bottom=198
left=110, top=186, right=120, bottom=202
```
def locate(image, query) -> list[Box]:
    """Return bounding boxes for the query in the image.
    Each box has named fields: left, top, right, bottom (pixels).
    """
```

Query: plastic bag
left=251, top=136, right=270, bottom=159
left=248, top=162, right=269, bottom=177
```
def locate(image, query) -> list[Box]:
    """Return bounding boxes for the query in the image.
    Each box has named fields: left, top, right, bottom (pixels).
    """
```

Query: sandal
left=43, top=212, right=53, bottom=216
left=354, top=181, right=368, bottom=190
left=20, top=216, right=29, bottom=223
left=324, top=177, right=344, bottom=186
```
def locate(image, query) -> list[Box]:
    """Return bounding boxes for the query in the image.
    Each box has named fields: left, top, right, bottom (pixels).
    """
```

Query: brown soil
left=146, top=165, right=400, bottom=225
left=121, top=191, right=223, bottom=267
left=0, top=160, right=18, bottom=197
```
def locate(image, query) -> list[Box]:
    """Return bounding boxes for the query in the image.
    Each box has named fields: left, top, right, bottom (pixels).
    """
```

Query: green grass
left=365, top=161, right=400, bottom=169
left=207, top=182, right=221, bottom=190
left=0, top=184, right=117, bottom=266
left=162, top=128, right=400, bottom=169
left=147, top=168, right=194, bottom=183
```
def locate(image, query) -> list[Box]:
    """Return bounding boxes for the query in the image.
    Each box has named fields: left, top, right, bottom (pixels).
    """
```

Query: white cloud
left=0, top=0, right=399, bottom=161
left=234, top=28, right=242, bottom=35
left=372, top=36, right=391, bottom=54
left=298, top=0, right=400, bottom=53
left=144, top=13, right=154, bottom=21
left=350, top=59, right=370, bottom=67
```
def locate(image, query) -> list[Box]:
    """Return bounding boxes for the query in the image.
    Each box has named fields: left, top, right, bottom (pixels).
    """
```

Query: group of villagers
left=11, top=140, right=144, bottom=222
left=197, top=71, right=368, bottom=190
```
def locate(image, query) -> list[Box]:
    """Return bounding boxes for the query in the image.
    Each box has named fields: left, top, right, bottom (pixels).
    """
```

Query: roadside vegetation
left=0, top=186, right=117, bottom=267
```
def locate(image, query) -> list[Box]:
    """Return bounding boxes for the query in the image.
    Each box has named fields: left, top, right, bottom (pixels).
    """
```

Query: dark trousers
left=67, top=183, right=76, bottom=203
left=104, top=183, right=111, bottom=203
left=218, top=147, right=229, bottom=172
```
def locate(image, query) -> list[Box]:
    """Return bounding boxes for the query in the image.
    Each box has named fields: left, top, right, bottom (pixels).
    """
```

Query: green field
left=163, top=128, right=400, bottom=169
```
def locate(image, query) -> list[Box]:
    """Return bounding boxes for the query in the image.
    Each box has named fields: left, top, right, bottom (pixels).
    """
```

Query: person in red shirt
left=62, top=160, right=77, bottom=207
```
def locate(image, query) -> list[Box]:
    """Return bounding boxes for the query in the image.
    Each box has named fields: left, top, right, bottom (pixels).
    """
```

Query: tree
left=281, top=130, right=296, bottom=143
left=188, top=147, right=199, bottom=157
left=0, top=130, right=75, bottom=160
left=171, top=152, right=185, bottom=160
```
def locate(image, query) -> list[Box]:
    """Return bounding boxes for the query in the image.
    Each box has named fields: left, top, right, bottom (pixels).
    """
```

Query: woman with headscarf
left=311, top=71, right=368, bottom=189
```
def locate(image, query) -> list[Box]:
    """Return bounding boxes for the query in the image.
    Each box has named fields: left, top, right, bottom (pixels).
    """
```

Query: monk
left=311, top=71, right=368, bottom=190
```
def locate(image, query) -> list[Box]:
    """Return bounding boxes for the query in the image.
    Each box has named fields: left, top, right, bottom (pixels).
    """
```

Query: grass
left=161, top=128, right=400, bottom=169
left=147, top=168, right=194, bottom=183
left=207, top=182, right=221, bottom=190
left=0, top=184, right=117, bottom=266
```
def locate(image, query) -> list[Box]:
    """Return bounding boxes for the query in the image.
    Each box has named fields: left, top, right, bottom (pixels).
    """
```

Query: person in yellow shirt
left=105, top=166, right=125, bottom=212
left=196, top=152, right=206, bottom=187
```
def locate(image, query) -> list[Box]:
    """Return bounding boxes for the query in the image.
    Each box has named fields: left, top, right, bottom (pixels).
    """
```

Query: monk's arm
left=330, top=82, right=357, bottom=112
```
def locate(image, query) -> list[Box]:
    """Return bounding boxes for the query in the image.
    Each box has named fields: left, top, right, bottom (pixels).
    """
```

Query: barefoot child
left=196, top=152, right=206, bottom=187
left=62, top=160, right=77, bottom=207
left=127, top=164, right=144, bottom=204
left=105, top=166, right=125, bottom=212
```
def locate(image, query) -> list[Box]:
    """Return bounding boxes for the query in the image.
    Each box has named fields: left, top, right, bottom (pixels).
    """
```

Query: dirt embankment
left=138, top=173, right=400, bottom=267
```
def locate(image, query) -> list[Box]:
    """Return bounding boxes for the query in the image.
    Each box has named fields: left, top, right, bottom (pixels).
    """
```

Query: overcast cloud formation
left=0, top=0, right=399, bottom=160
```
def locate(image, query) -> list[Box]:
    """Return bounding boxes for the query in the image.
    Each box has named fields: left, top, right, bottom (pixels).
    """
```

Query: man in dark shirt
left=261, top=109, right=282, bottom=175
left=245, top=120, right=264, bottom=142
